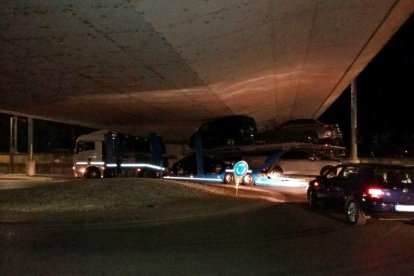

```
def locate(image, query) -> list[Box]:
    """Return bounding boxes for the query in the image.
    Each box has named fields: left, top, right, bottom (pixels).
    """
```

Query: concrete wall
left=0, top=153, right=73, bottom=175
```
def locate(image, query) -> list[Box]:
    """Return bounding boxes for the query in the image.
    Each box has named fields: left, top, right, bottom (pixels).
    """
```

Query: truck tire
left=85, top=167, right=101, bottom=179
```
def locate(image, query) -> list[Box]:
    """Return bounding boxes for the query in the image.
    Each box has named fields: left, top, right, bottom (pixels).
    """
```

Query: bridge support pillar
left=26, top=117, right=36, bottom=176
left=350, top=80, right=359, bottom=163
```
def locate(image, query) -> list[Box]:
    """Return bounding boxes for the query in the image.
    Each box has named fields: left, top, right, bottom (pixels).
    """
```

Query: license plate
left=395, top=205, right=414, bottom=212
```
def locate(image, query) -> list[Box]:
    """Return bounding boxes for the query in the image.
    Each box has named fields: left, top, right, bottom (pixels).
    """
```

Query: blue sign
left=234, top=161, right=249, bottom=177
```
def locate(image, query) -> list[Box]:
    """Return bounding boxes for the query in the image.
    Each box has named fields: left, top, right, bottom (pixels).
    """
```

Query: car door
left=324, top=165, right=360, bottom=207
left=314, top=165, right=343, bottom=200
left=295, top=151, right=319, bottom=175
left=278, top=150, right=316, bottom=176
left=278, top=150, right=305, bottom=175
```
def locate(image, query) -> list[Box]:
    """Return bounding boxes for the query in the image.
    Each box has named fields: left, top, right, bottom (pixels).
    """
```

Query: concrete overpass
left=1, top=1, right=413, bottom=142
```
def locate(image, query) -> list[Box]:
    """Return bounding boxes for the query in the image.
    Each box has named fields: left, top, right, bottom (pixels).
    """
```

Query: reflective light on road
left=255, top=176, right=309, bottom=187
left=163, top=176, right=223, bottom=183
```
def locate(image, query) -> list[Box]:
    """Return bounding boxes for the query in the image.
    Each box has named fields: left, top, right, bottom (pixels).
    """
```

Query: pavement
left=0, top=173, right=287, bottom=225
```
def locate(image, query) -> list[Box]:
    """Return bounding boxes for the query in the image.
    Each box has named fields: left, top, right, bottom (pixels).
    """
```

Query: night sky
left=320, top=13, right=414, bottom=157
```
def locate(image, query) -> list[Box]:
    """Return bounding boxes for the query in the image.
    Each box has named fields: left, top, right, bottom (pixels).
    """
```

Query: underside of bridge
left=1, top=1, right=413, bottom=141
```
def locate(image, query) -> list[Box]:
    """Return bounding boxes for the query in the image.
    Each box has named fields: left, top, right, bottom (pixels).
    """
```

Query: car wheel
left=304, top=131, right=318, bottom=144
left=269, top=166, right=283, bottom=177
left=226, top=138, right=235, bottom=146
left=307, top=188, right=318, bottom=209
left=320, top=165, right=333, bottom=176
left=345, top=199, right=367, bottom=226
left=224, top=173, right=234, bottom=184
left=242, top=174, right=254, bottom=186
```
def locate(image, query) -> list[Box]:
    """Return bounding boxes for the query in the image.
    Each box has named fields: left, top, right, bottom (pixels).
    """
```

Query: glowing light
left=225, top=169, right=252, bottom=173
left=75, top=161, right=104, bottom=165
left=106, top=163, right=165, bottom=171
left=395, top=205, right=414, bottom=212
left=367, top=187, right=384, bottom=198
left=255, top=176, right=308, bottom=187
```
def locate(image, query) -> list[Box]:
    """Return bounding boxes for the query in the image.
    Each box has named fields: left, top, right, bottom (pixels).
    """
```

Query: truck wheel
left=85, top=167, right=101, bottom=179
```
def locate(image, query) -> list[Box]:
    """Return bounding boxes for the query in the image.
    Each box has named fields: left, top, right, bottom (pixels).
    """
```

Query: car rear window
left=338, top=166, right=414, bottom=186
left=372, top=168, right=414, bottom=186
left=382, top=169, right=414, bottom=185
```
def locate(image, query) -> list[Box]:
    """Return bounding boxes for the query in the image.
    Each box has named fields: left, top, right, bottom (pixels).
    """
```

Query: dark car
left=307, top=163, right=414, bottom=225
left=170, top=153, right=228, bottom=177
left=261, top=119, right=343, bottom=145
left=190, top=115, right=257, bottom=149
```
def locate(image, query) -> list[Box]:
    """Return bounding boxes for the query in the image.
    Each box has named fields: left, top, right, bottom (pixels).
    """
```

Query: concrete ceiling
left=1, top=1, right=413, bottom=141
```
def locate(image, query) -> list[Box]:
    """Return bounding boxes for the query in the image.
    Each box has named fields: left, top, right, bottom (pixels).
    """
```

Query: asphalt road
left=1, top=177, right=414, bottom=275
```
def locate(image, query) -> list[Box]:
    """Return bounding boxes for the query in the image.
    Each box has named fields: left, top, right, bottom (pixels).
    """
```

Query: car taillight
left=367, top=187, right=384, bottom=198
